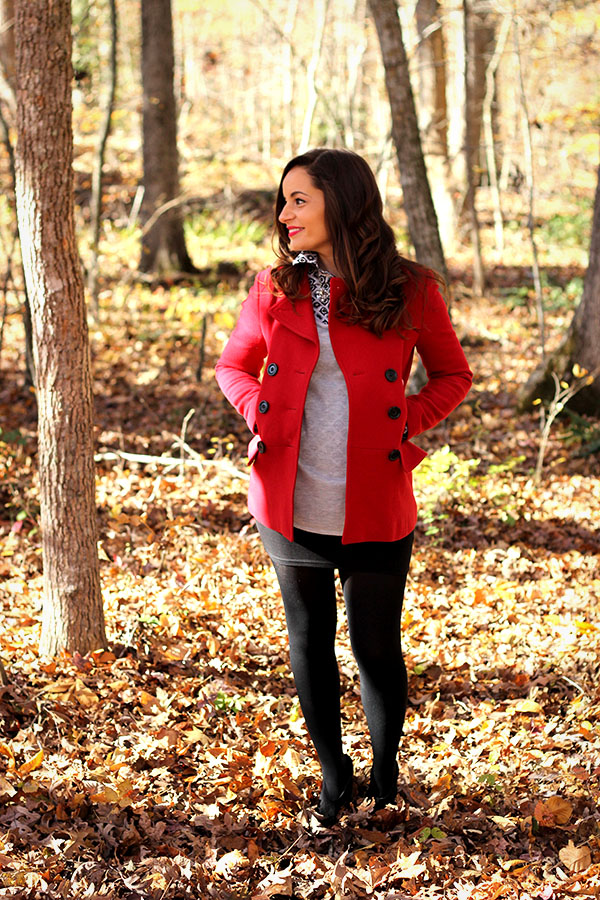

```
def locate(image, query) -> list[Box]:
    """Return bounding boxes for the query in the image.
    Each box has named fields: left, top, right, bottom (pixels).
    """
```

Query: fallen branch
left=532, top=365, right=600, bottom=482
left=95, top=448, right=249, bottom=480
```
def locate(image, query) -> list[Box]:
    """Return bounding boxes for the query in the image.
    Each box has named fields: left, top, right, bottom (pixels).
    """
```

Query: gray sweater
left=292, top=253, right=348, bottom=535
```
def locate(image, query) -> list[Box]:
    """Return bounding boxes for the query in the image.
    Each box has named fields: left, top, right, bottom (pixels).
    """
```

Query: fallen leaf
left=515, top=698, right=544, bottom=714
left=18, top=748, right=44, bottom=775
left=138, top=690, right=161, bottom=711
left=0, top=743, right=15, bottom=768
left=214, top=849, right=249, bottom=876
left=73, top=679, right=100, bottom=708
left=544, top=795, right=573, bottom=825
left=252, top=865, right=293, bottom=898
left=558, top=841, right=591, bottom=872
left=395, top=850, right=426, bottom=879
left=90, top=785, right=120, bottom=803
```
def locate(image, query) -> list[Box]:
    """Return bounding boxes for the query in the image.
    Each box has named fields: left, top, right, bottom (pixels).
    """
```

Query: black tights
left=272, top=555, right=412, bottom=797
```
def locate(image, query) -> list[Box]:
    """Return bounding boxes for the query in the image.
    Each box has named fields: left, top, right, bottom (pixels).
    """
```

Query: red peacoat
left=215, top=267, right=472, bottom=544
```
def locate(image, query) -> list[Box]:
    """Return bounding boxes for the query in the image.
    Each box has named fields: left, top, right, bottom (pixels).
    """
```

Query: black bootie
left=367, top=760, right=399, bottom=810
left=315, top=755, right=354, bottom=826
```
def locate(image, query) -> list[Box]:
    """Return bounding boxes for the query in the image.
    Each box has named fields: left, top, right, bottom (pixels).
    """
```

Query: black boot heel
left=315, top=754, right=354, bottom=826
left=368, top=760, right=399, bottom=810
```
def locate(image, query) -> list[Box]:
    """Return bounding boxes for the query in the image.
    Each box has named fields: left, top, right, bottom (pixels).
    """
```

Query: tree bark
left=519, top=154, right=600, bottom=413
left=514, top=14, right=545, bottom=360
left=482, top=11, right=510, bottom=257
left=88, top=0, right=118, bottom=313
left=0, top=0, right=35, bottom=387
left=297, top=0, right=329, bottom=153
left=367, top=0, right=447, bottom=281
left=14, top=0, right=106, bottom=656
left=0, top=0, right=15, bottom=102
left=415, top=0, right=456, bottom=253
left=463, top=0, right=485, bottom=294
left=139, top=0, right=195, bottom=275
left=281, top=0, right=298, bottom=158
left=444, top=2, right=496, bottom=237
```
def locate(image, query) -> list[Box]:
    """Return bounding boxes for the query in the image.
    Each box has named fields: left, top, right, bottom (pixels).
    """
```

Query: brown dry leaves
left=0, top=285, right=599, bottom=899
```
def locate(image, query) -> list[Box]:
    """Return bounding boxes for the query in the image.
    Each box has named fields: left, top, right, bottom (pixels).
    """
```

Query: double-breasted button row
left=385, top=368, right=401, bottom=419
left=386, top=369, right=402, bottom=460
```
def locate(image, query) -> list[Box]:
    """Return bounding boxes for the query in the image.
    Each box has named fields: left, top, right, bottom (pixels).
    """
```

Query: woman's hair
left=271, top=148, right=443, bottom=335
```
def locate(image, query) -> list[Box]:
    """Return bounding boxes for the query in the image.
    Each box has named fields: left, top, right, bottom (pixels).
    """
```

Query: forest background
left=0, top=1, right=599, bottom=898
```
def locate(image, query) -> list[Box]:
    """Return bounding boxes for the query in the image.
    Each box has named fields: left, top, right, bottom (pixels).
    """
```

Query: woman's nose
left=279, top=204, right=292, bottom=223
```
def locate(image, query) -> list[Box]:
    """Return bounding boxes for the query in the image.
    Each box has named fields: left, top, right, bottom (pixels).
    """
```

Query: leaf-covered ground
left=0, top=269, right=599, bottom=899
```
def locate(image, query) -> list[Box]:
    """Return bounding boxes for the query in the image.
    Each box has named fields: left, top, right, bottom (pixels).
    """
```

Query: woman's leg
left=340, top=537, right=413, bottom=797
left=272, top=562, right=348, bottom=795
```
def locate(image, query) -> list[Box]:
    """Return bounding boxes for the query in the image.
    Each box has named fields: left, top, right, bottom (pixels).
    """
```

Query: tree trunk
left=519, top=155, right=600, bottom=413
left=568, top=163, right=600, bottom=408
left=297, top=0, right=329, bottom=153
left=444, top=5, right=467, bottom=219
left=0, top=0, right=15, bottom=103
left=444, top=2, right=495, bottom=237
left=482, top=11, right=510, bottom=257
left=14, top=0, right=106, bottom=656
left=514, top=15, right=545, bottom=361
left=139, top=0, right=195, bottom=275
left=343, top=0, right=368, bottom=150
left=415, top=0, right=457, bottom=253
left=281, top=0, right=298, bottom=158
left=367, top=0, right=447, bottom=281
left=88, top=0, right=118, bottom=313
left=463, top=0, right=485, bottom=294
left=0, top=0, right=35, bottom=387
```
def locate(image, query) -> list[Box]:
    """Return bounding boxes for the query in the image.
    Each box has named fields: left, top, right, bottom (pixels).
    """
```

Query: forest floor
left=0, top=255, right=599, bottom=899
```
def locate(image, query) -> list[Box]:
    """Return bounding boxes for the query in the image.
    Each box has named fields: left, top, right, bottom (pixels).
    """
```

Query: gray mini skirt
left=256, top=521, right=414, bottom=573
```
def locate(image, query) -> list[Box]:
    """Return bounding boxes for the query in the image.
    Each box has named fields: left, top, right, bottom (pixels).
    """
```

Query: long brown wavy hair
left=271, top=148, right=444, bottom=336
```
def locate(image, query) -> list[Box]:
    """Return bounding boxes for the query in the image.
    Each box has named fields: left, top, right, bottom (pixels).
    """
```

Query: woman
left=216, top=148, right=472, bottom=825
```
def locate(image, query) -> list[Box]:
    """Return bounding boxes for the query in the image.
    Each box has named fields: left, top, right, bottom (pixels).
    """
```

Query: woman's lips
left=287, top=227, right=303, bottom=237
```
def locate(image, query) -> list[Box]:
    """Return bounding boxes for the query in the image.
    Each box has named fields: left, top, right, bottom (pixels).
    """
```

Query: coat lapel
left=269, top=275, right=318, bottom=343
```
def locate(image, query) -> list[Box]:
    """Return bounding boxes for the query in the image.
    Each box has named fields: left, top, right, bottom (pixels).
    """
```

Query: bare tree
left=0, top=0, right=35, bottom=386
left=520, top=151, right=600, bottom=413
left=463, top=0, right=485, bottom=294
left=0, top=0, right=15, bottom=101
left=14, top=0, right=106, bottom=656
left=482, top=11, right=510, bottom=257
left=367, top=0, right=447, bottom=280
left=88, top=0, right=118, bottom=312
left=140, top=0, right=196, bottom=275
left=297, top=0, right=329, bottom=153
left=514, top=12, right=545, bottom=360
left=415, top=0, right=456, bottom=253
left=281, top=0, right=298, bottom=157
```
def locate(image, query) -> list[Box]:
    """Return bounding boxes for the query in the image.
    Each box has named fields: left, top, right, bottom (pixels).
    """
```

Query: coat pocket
left=248, top=433, right=262, bottom=465
left=400, top=439, right=428, bottom=471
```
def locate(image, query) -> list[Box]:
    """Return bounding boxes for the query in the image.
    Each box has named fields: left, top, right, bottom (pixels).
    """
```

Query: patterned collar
left=293, top=250, right=318, bottom=267
left=292, top=251, right=332, bottom=279
left=292, top=252, right=332, bottom=326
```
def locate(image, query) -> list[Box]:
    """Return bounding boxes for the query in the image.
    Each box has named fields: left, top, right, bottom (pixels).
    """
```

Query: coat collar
left=269, top=274, right=318, bottom=342
left=269, top=273, right=348, bottom=341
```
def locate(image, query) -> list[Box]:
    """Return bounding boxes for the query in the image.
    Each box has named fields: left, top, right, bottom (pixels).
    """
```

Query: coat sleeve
left=405, top=280, right=473, bottom=439
left=215, top=269, right=271, bottom=433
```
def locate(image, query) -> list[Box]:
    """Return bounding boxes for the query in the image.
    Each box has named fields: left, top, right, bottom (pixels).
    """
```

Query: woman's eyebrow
left=290, top=190, right=310, bottom=198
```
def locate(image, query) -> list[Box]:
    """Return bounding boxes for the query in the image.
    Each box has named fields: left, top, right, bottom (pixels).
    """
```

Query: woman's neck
left=317, top=252, right=341, bottom=278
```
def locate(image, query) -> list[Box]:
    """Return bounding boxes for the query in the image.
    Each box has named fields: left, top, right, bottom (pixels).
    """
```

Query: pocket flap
left=400, top=439, right=428, bottom=471
left=247, top=433, right=261, bottom=464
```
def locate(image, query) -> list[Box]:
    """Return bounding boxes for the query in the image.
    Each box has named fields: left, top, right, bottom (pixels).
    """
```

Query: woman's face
left=279, top=167, right=332, bottom=262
